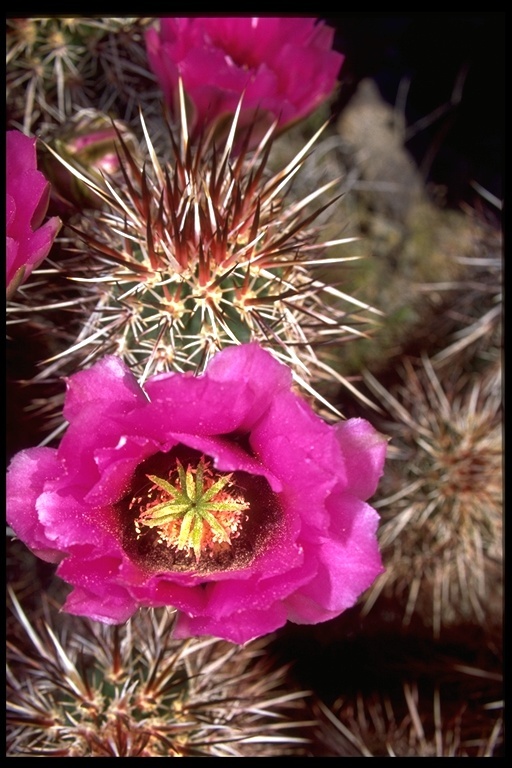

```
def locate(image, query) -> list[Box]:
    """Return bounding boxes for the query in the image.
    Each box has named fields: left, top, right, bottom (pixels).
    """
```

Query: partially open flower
left=6, top=130, right=61, bottom=297
left=145, top=17, right=344, bottom=146
left=6, top=344, right=386, bottom=644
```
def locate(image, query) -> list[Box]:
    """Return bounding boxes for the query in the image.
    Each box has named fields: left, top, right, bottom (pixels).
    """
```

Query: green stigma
left=134, top=457, right=250, bottom=561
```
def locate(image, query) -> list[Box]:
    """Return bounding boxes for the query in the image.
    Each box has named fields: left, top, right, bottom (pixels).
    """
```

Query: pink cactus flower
left=6, top=130, right=61, bottom=297
left=146, top=17, right=344, bottom=146
left=6, top=344, right=386, bottom=644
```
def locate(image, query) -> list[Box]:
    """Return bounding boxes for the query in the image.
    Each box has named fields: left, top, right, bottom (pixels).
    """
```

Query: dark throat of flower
left=119, top=445, right=281, bottom=573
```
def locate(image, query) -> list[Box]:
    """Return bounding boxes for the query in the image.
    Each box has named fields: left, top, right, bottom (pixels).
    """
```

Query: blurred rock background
left=269, top=13, right=503, bottom=756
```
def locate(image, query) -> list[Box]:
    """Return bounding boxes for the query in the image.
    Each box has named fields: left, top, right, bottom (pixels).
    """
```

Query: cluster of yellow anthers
left=133, top=458, right=249, bottom=562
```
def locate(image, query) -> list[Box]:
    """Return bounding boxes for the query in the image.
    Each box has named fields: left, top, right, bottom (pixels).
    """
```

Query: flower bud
left=40, top=109, right=142, bottom=216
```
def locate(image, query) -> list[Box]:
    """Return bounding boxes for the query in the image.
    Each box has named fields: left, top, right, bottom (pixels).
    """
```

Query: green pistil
left=135, top=458, right=249, bottom=561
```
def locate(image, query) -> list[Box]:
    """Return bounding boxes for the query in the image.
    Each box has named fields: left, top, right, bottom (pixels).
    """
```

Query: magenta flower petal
left=284, top=497, right=384, bottom=624
left=63, top=354, right=149, bottom=420
left=6, top=130, right=61, bottom=294
left=6, top=448, right=63, bottom=562
left=6, top=344, right=386, bottom=644
left=145, top=17, right=344, bottom=145
left=60, top=554, right=139, bottom=625
left=173, top=602, right=289, bottom=646
left=143, top=341, right=292, bottom=433
left=335, top=418, right=390, bottom=500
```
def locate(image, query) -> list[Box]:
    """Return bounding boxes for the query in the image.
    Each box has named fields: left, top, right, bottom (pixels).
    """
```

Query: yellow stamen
left=134, top=457, right=249, bottom=561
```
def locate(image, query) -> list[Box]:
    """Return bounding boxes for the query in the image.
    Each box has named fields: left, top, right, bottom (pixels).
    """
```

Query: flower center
left=119, top=444, right=281, bottom=573
left=132, top=457, right=249, bottom=562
